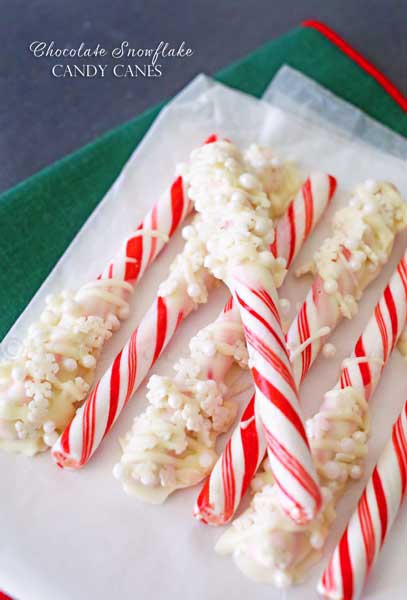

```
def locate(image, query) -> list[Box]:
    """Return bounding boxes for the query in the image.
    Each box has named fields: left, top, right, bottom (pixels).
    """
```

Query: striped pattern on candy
left=270, top=173, right=336, bottom=268
left=214, top=252, right=407, bottom=586
left=113, top=173, right=336, bottom=501
left=101, top=175, right=190, bottom=283
left=196, top=183, right=406, bottom=525
left=101, top=133, right=218, bottom=284
left=318, top=398, right=407, bottom=600
left=229, top=262, right=322, bottom=524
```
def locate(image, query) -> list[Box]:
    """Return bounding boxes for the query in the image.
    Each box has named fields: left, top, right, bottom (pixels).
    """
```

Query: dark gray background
left=1, top=0, right=406, bottom=194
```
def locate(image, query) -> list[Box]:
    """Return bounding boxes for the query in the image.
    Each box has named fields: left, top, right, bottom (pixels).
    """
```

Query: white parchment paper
left=1, top=72, right=407, bottom=600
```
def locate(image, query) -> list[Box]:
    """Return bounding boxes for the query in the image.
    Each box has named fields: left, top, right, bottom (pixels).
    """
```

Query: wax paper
left=1, top=72, right=407, bottom=600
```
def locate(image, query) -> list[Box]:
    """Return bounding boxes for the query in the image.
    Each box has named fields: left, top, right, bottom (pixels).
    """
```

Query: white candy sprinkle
left=63, top=358, right=78, bottom=372
left=43, top=420, right=56, bottom=433
left=279, top=298, right=291, bottom=315
left=187, top=283, right=202, bottom=299
left=239, top=173, right=258, bottom=190
left=323, top=279, right=338, bottom=295
left=118, top=305, right=130, bottom=320
left=202, top=340, right=216, bottom=357
left=112, top=463, right=124, bottom=480
left=43, top=431, right=59, bottom=447
left=81, top=354, right=96, bottom=369
left=322, top=343, right=336, bottom=358
left=11, top=367, right=26, bottom=382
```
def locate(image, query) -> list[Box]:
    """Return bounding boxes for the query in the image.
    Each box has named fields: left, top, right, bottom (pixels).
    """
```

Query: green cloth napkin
left=1, top=24, right=406, bottom=341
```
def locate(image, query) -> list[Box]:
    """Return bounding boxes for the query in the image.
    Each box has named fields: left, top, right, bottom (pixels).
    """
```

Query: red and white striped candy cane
left=196, top=195, right=405, bottom=525
left=270, top=173, right=336, bottom=267
left=229, top=262, right=322, bottom=524
left=100, top=134, right=218, bottom=284
left=318, top=398, right=407, bottom=600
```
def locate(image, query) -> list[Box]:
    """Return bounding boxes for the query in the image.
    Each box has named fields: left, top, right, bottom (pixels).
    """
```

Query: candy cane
left=196, top=181, right=406, bottom=524
left=230, top=262, right=322, bottom=523
left=113, top=173, right=336, bottom=501
left=215, top=251, right=407, bottom=586
left=181, top=139, right=323, bottom=524
left=318, top=398, right=407, bottom=600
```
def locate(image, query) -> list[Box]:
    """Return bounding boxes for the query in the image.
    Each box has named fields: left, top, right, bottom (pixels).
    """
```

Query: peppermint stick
left=185, top=140, right=322, bottom=524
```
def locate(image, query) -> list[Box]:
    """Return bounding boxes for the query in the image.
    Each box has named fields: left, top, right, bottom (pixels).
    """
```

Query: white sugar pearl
left=168, top=394, right=182, bottom=409
left=11, top=367, right=26, bottom=382
left=323, top=279, right=338, bottom=295
left=345, top=237, right=359, bottom=250
left=182, top=225, right=195, bottom=240
left=349, top=258, right=362, bottom=272
left=350, top=465, right=362, bottom=479
left=254, top=217, right=268, bottom=234
left=118, top=305, right=130, bottom=320
left=40, top=311, right=58, bottom=326
left=231, top=190, right=247, bottom=207
left=15, top=421, right=24, bottom=432
left=43, top=420, right=56, bottom=433
left=62, top=300, right=77, bottom=314
left=273, top=571, right=292, bottom=589
left=199, top=452, right=214, bottom=468
left=340, top=437, right=357, bottom=453
left=8, top=383, right=26, bottom=402
left=43, top=431, right=59, bottom=446
left=202, top=340, right=216, bottom=357
left=239, top=173, right=258, bottom=190
left=63, top=358, right=77, bottom=372
left=112, top=463, right=125, bottom=480
left=225, top=158, right=238, bottom=170
left=322, top=343, right=336, bottom=358
left=187, top=283, right=202, bottom=299
left=362, top=202, right=376, bottom=216
left=325, top=461, right=342, bottom=480
left=310, top=531, right=325, bottom=550
left=81, top=354, right=96, bottom=369
left=107, top=313, right=120, bottom=332
left=364, top=179, right=378, bottom=193
left=279, top=298, right=291, bottom=315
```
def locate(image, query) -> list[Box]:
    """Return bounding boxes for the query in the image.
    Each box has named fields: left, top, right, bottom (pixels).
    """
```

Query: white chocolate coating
left=305, top=180, right=406, bottom=319
left=0, top=283, right=130, bottom=455
left=114, top=307, right=247, bottom=503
